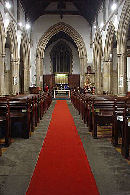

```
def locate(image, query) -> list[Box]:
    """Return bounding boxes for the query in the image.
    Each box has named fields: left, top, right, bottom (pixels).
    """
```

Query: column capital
left=0, top=53, right=6, bottom=58
left=11, top=59, right=19, bottom=63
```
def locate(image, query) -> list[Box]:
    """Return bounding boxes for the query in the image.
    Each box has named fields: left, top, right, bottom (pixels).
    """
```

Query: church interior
left=0, top=0, right=130, bottom=194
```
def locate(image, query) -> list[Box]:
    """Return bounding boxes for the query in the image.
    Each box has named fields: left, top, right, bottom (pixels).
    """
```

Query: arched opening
left=102, top=22, right=116, bottom=95
left=19, top=33, right=30, bottom=94
left=36, top=22, right=87, bottom=89
left=43, top=31, right=80, bottom=89
left=4, top=32, right=13, bottom=95
left=117, top=0, right=130, bottom=95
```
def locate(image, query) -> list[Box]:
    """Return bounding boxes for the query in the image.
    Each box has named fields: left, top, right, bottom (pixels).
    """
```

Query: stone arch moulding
left=104, top=21, right=115, bottom=61
left=0, top=12, right=5, bottom=55
left=93, top=28, right=103, bottom=94
left=117, top=0, right=130, bottom=95
left=36, top=22, right=87, bottom=88
left=20, top=32, right=30, bottom=93
left=103, top=21, right=117, bottom=94
left=5, top=21, right=19, bottom=95
left=6, top=21, right=18, bottom=60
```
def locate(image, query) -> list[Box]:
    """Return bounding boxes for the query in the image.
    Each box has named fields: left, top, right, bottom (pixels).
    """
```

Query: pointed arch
left=37, top=22, right=87, bottom=58
left=104, top=21, right=116, bottom=61
left=4, top=21, right=19, bottom=95
left=36, top=22, right=87, bottom=88
left=117, top=0, right=130, bottom=95
left=20, top=32, right=30, bottom=93
left=93, top=29, right=103, bottom=94
left=117, top=0, right=130, bottom=54
left=103, top=21, right=117, bottom=94
left=6, top=21, right=18, bottom=60
left=0, top=12, right=5, bottom=55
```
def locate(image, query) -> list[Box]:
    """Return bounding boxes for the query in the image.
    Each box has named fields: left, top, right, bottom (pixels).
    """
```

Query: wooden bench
left=112, top=97, right=126, bottom=146
left=0, top=98, right=11, bottom=147
left=91, top=97, right=115, bottom=138
left=8, top=98, right=32, bottom=139
left=121, top=97, right=130, bottom=158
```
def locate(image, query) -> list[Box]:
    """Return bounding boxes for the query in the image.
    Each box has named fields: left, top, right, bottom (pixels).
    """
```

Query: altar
left=54, top=90, right=70, bottom=99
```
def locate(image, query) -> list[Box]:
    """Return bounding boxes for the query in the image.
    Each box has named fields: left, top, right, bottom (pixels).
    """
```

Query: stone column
left=0, top=53, right=6, bottom=95
left=40, top=57, right=43, bottom=89
left=24, top=55, right=28, bottom=93
left=11, top=59, right=19, bottom=95
left=102, top=60, right=109, bottom=92
left=80, top=57, right=85, bottom=88
left=108, top=60, right=113, bottom=94
left=36, top=56, right=41, bottom=87
left=95, top=54, right=102, bottom=94
left=117, top=53, right=127, bottom=96
left=26, top=62, right=30, bottom=93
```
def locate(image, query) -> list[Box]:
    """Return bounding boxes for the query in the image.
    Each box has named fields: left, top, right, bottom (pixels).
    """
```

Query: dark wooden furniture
left=91, top=98, right=115, bottom=138
left=9, top=98, right=31, bottom=139
left=0, top=98, right=11, bottom=146
left=112, top=97, right=126, bottom=146
left=121, top=97, right=130, bottom=158
left=29, top=87, right=41, bottom=94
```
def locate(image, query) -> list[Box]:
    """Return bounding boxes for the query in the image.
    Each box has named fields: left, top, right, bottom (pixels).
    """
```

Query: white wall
left=43, top=39, right=80, bottom=75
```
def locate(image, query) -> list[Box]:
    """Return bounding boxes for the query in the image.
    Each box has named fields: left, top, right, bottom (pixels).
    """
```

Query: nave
left=0, top=100, right=130, bottom=195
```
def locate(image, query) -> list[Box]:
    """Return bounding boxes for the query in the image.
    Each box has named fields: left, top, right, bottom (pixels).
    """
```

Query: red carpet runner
left=26, top=100, right=99, bottom=195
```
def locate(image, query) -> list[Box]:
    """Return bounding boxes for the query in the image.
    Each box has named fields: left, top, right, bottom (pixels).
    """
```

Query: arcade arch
left=117, top=0, right=130, bottom=95
left=19, top=33, right=30, bottom=94
left=36, top=22, right=87, bottom=88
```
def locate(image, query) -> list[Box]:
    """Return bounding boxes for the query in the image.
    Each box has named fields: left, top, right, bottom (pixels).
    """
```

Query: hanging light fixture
left=5, top=1, right=11, bottom=9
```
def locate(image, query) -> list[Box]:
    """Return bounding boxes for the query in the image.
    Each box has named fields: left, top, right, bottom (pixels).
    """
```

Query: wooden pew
left=0, top=98, right=11, bottom=146
left=121, top=97, right=130, bottom=158
left=112, top=97, right=126, bottom=146
left=91, top=97, right=115, bottom=138
left=9, top=98, right=32, bottom=139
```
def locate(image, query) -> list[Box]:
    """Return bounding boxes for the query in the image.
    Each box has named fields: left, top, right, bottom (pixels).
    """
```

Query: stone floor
left=0, top=100, right=130, bottom=195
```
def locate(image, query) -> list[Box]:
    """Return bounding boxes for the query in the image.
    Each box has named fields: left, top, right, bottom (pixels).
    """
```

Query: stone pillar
left=26, top=63, right=30, bottom=93
left=0, top=53, right=6, bottom=95
left=103, top=61, right=109, bottom=92
left=80, top=57, right=85, bottom=88
left=95, top=54, right=102, bottom=94
left=36, top=56, right=41, bottom=87
left=108, top=61, right=113, bottom=94
left=11, top=59, right=19, bottom=95
left=40, top=57, right=43, bottom=89
left=117, top=53, right=127, bottom=96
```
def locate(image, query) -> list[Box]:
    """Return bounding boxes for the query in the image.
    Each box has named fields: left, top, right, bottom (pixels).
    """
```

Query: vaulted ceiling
left=20, top=0, right=103, bottom=25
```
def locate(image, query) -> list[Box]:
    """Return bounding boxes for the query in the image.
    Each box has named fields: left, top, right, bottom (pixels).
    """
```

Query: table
left=54, top=90, right=70, bottom=98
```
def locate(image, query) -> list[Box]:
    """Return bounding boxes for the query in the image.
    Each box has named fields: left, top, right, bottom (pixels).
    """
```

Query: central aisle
left=26, top=100, right=99, bottom=195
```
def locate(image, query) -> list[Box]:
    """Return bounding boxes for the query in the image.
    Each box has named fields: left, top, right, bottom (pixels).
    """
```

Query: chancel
left=0, top=0, right=130, bottom=194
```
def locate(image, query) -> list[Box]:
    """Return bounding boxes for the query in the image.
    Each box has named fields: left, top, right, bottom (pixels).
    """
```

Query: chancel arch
left=93, top=29, right=103, bottom=94
left=19, top=32, right=30, bottom=94
left=4, top=21, right=18, bottom=95
left=36, top=22, right=87, bottom=88
left=117, top=0, right=130, bottom=95
left=103, top=22, right=118, bottom=95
